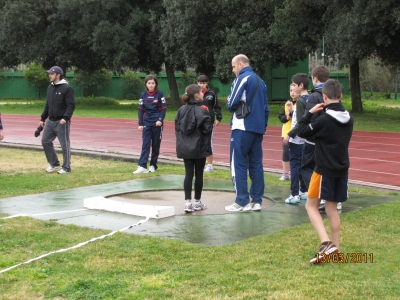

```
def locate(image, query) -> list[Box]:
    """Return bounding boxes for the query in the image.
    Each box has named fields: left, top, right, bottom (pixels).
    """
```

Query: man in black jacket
left=39, top=66, right=75, bottom=174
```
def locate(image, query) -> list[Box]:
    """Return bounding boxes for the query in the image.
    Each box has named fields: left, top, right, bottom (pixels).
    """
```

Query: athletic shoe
left=193, top=201, right=207, bottom=211
left=337, top=202, right=342, bottom=210
left=285, top=195, right=300, bottom=204
left=133, top=166, right=148, bottom=174
left=184, top=202, right=194, bottom=213
left=45, top=165, right=61, bottom=173
left=318, top=199, right=326, bottom=213
left=252, top=203, right=262, bottom=211
left=242, top=203, right=253, bottom=211
left=279, top=174, right=290, bottom=181
left=148, top=165, right=156, bottom=173
left=57, top=168, right=69, bottom=174
left=309, top=241, right=339, bottom=264
left=225, top=203, right=244, bottom=212
left=299, top=191, right=308, bottom=201
left=204, top=164, right=213, bottom=172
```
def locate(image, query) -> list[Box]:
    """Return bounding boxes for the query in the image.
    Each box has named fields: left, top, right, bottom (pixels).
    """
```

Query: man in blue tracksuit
left=225, top=54, right=269, bottom=212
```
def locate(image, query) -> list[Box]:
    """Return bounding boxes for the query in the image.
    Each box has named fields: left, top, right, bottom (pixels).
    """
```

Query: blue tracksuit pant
left=138, top=125, right=163, bottom=169
left=230, top=130, right=264, bottom=206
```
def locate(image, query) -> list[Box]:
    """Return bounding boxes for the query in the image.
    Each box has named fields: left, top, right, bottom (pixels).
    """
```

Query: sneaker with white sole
left=184, top=202, right=194, bottom=213
left=57, top=168, right=69, bottom=174
left=242, top=203, right=253, bottom=211
left=193, top=201, right=207, bottom=211
left=133, top=166, right=148, bottom=174
left=45, top=165, right=61, bottom=173
left=319, top=200, right=326, bottom=213
left=285, top=194, right=300, bottom=204
left=279, top=174, right=290, bottom=181
left=337, top=202, right=342, bottom=210
left=225, top=203, right=244, bottom=212
left=252, top=203, right=262, bottom=211
left=148, top=165, right=156, bottom=173
left=299, top=191, right=308, bottom=200
left=309, top=241, right=339, bottom=264
left=204, top=164, right=213, bottom=172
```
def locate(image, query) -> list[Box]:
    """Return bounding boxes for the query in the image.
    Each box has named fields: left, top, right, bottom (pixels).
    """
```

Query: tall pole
left=322, top=36, right=325, bottom=66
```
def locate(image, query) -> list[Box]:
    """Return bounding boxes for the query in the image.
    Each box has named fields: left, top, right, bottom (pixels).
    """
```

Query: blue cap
left=46, top=66, right=63, bottom=75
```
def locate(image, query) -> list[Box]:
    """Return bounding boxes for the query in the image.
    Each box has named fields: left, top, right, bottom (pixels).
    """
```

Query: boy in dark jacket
left=40, top=66, right=75, bottom=174
left=175, top=84, right=213, bottom=212
left=298, top=79, right=353, bottom=264
left=197, top=75, right=222, bottom=172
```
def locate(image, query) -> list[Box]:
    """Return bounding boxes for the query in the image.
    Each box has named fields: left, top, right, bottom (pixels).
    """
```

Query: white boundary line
left=0, top=216, right=150, bottom=274
left=1, top=209, right=89, bottom=219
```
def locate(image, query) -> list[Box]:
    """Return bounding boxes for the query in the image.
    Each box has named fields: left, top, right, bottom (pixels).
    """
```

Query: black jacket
left=41, top=80, right=75, bottom=122
left=175, top=99, right=213, bottom=159
left=203, top=88, right=222, bottom=122
left=304, top=87, right=323, bottom=143
left=298, top=102, right=353, bottom=177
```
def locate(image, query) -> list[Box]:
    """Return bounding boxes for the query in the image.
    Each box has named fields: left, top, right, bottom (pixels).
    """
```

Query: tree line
left=1, top=0, right=399, bottom=111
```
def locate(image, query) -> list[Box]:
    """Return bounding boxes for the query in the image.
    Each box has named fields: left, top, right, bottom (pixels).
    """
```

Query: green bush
left=73, top=69, right=112, bottom=97
left=75, top=96, right=120, bottom=107
left=24, top=62, right=49, bottom=99
left=177, top=71, right=197, bottom=89
left=121, top=71, right=143, bottom=100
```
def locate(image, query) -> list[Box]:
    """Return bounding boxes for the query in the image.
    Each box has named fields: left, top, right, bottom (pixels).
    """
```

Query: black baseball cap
left=46, top=66, right=63, bottom=75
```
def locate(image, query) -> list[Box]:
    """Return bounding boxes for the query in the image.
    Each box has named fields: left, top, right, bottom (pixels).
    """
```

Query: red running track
left=2, top=114, right=400, bottom=187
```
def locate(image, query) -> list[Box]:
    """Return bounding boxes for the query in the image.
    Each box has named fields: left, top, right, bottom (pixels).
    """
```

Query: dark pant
left=138, top=125, right=163, bottom=169
left=289, top=142, right=307, bottom=196
left=230, top=130, right=264, bottom=206
left=183, top=158, right=206, bottom=200
left=41, top=119, right=71, bottom=171
left=301, top=142, right=315, bottom=189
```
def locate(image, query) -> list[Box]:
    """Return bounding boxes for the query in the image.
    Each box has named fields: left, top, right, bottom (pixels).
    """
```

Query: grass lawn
left=0, top=148, right=399, bottom=299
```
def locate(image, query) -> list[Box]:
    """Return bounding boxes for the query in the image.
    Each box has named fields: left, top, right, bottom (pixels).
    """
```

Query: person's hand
left=0, top=129, right=4, bottom=141
left=309, top=103, right=325, bottom=114
left=138, top=126, right=144, bottom=131
left=39, top=121, right=45, bottom=127
left=214, top=120, right=220, bottom=126
left=156, top=121, right=162, bottom=127
left=286, top=101, right=293, bottom=112
left=283, top=135, right=290, bottom=145
left=60, top=119, right=66, bottom=125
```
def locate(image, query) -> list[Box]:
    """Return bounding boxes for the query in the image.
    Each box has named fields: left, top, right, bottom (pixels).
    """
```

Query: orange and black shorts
left=308, top=171, right=348, bottom=203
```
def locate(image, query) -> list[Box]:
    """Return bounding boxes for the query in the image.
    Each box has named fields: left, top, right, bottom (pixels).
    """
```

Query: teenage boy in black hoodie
left=298, top=79, right=353, bottom=264
left=197, top=75, right=222, bottom=172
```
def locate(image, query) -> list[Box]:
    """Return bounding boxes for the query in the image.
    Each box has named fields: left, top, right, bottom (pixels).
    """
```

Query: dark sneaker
left=318, top=200, right=326, bottom=213
left=309, top=241, right=339, bottom=264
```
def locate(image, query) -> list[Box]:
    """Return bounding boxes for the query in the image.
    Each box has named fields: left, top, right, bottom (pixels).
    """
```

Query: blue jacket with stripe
left=226, top=66, right=269, bottom=134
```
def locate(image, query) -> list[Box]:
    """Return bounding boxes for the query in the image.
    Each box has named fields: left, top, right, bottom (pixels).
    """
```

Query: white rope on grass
left=0, top=216, right=150, bottom=275
left=1, top=209, right=89, bottom=219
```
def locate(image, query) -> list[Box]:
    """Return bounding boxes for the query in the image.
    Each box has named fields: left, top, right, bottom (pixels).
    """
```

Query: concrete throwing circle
left=106, top=190, right=275, bottom=215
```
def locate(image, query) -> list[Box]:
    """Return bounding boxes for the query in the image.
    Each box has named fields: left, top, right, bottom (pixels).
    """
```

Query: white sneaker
left=279, top=174, right=290, bottom=181
left=337, top=202, right=342, bottom=210
left=184, top=202, right=194, bottom=213
left=57, top=168, right=69, bottom=174
left=299, top=191, right=308, bottom=200
left=133, top=166, right=148, bottom=174
left=204, top=164, right=213, bottom=172
left=45, top=165, right=61, bottom=173
left=148, top=165, right=156, bottom=173
left=225, top=203, right=243, bottom=212
left=242, top=203, right=253, bottom=211
left=285, top=195, right=300, bottom=204
left=252, top=203, right=262, bottom=211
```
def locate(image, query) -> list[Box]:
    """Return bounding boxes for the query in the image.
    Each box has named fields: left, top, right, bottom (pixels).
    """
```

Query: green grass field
left=1, top=93, right=400, bottom=299
left=0, top=148, right=399, bottom=299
